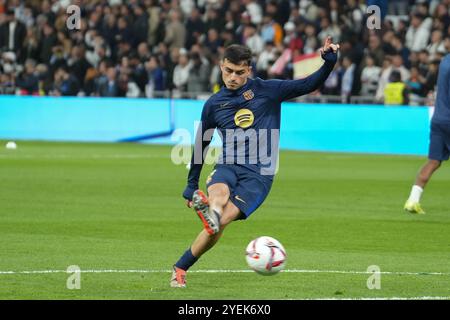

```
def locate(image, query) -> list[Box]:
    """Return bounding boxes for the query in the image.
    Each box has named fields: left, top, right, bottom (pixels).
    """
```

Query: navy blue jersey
left=432, top=54, right=450, bottom=124
left=187, top=51, right=337, bottom=188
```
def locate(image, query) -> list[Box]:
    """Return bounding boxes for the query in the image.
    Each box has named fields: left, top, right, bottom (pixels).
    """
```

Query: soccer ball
left=245, top=236, right=287, bottom=275
left=5, top=141, right=17, bottom=150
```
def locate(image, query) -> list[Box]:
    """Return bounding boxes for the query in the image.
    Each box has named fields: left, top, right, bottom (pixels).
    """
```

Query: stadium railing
left=149, top=91, right=430, bottom=106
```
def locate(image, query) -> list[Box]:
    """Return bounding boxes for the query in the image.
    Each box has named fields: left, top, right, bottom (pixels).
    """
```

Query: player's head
left=221, top=44, right=252, bottom=90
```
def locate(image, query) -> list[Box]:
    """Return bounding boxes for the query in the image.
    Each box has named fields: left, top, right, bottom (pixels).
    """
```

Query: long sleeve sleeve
left=186, top=101, right=216, bottom=188
left=277, top=51, right=338, bottom=102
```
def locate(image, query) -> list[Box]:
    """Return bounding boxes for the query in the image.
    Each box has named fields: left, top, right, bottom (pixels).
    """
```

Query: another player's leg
left=404, top=159, right=441, bottom=214
left=405, top=122, right=449, bottom=214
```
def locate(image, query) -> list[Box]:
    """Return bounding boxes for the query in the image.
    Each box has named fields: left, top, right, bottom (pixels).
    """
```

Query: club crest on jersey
left=243, top=89, right=254, bottom=100
left=234, top=108, right=254, bottom=129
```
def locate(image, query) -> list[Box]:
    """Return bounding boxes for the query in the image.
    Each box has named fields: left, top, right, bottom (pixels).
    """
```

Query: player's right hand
left=320, top=36, right=340, bottom=55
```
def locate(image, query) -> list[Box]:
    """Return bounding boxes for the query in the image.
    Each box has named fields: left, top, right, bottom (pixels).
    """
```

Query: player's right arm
left=182, top=100, right=216, bottom=204
left=267, top=37, right=339, bottom=102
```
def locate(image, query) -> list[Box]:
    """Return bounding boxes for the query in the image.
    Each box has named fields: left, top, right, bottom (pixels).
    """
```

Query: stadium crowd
left=0, top=0, right=448, bottom=105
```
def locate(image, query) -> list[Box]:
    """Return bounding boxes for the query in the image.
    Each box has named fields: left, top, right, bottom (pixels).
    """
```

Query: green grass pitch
left=0, top=140, right=449, bottom=299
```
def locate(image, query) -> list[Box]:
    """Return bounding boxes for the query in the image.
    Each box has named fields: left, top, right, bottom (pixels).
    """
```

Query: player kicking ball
left=171, top=37, right=339, bottom=287
left=404, top=54, right=450, bottom=214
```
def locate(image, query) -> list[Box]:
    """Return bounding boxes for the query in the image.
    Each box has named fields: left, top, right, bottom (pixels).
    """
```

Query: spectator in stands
left=101, top=13, right=118, bottom=52
left=341, top=56, right=356, bottom=103
left=303, top=24, right=319, bottom=54
left=0, top=9, right=26, bottom=61
left=260, top=15, right=283, bottom=46
left=132, top=4, right=149, bottom=47
left=269, top=0, right=290, bottom=27
left=317, top=16, right=341, bottom=45
left=172, top=49, right=190, bottom=92
left=187, top=52, right=210, bottom=93
left=50, top=66, right=80, bottom=97
left=184, top=7, right=204, bottom=50
left=38, top=0, right=55, bottom=25
left=406, top=66, right=426, bottom=105
left=97, top=66, right=118, bottom=97
left=34, top=63, right=50, bottom=95
left=204, top=28, right=222, bottom=56
left=433, top=3, right=450, bottom=33
left=367, top=35, right=385, bottom=67
left=243, top=0, right=263, bottom=25
left=15, top=58, right=39, bottom=95
left=392, top=53, right=411, bottom=81
left=244, top=23, right=264, bottom=55
left=204, top=7, right=224, bottom=33
left=299, top=0, right=320, bottom=22
left=0, top=72, right=15, bottom=95
left=118, top=72, right=141, bottom=98
left=389, top=0, right=409, bottom=15
left=422, top=60, right=439, bottom=94
left=145, top=55, right=165, bottom=97
left=283, top=21, right=303, bottom=52
left=384, top=70, right=409, bottom=105
left=405, top=13, right=431, bottom=52
left=86, top=38, right=109, bottom=69
left=360, top=55, right=381, bottom=96
left=418, top=49, right=430, bottom=76
left=390, top=35, right=410, bottom=68
left=427, top=30, right=446, bottom=61
left=116, top=16, right=134, bottom=47
left=221, top=29, right=235, bottom=49
left=22, top=27, right=40, bottom=63
left=164, top=9, right=186, bottom=50
left=1, top=51, right=18, bottom=75
left=341, top=0, right=364, bottom=35
left=322, top=60, right=341, bottom=96
left=209, top=54, right=222, bottom=93
left=68, top=46, right=92, bottom=88
left=39, top=23, right=58, bottom=64
left=256, top=41, right=277, bottom=79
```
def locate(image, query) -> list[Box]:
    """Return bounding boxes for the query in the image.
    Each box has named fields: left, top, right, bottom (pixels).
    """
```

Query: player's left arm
left=277, top=36, right=339, bottom=101
left=182, top=100, right=216, bottom=207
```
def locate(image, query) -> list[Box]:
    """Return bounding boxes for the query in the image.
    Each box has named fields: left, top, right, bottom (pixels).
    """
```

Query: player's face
left=220, top=59, right=252, bottom=90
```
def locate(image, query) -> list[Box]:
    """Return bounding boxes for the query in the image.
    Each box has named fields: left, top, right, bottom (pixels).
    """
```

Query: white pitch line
left=0, top=269, right=449, bottom=276
left=0, top=154, right=168, bottom=159
left=302, top=297, right=450, bottom=300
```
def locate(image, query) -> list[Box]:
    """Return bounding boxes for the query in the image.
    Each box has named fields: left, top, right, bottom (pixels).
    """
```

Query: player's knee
left=430, top=160, right=441, bottom=169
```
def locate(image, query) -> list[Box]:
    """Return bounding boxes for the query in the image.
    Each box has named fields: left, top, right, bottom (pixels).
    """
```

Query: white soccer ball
left=5, top=141, right=17, bottom=150
left=245, top=236, right=287, bottom=275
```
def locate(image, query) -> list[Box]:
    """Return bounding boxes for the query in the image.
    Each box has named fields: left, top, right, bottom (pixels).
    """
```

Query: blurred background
left=0, top=0, right=447, bottom=105
left=0, top=0, right=447, bottom=153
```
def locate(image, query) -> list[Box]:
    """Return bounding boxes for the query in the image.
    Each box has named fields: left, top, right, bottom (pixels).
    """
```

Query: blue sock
left=175, top=248, right=198, bottom=271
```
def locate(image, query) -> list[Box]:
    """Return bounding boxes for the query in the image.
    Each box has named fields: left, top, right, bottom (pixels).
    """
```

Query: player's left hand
left=182, top=184, right=197, bottom=205
left=320, top=36, right=340, bottom=55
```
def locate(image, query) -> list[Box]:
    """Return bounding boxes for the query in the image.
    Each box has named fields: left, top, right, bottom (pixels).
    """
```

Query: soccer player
left=171, top=38, right=339, bottom=287
left=404, top=54, right=450, bottom=214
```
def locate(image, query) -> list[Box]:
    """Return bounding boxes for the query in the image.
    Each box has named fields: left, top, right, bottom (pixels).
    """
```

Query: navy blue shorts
left=428, top=122, right=450, bottom=161
left=206, top=164, right=273, bottom=219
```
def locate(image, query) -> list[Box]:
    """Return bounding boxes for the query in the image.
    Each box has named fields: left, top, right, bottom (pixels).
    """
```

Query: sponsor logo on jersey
left=234, top=108, right=254, bottom=128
